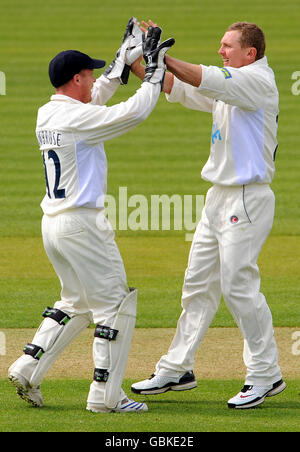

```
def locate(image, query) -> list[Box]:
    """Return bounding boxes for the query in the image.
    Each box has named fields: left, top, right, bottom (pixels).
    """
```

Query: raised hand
left=142, top=26, right=175, bottom=90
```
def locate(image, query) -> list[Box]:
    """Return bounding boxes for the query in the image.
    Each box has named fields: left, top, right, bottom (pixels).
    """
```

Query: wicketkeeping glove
left=104, top=17, right=143, bottom=85
left=125, top=19, right=143, bottom=66
left=142, top=27, right=175, bottom=90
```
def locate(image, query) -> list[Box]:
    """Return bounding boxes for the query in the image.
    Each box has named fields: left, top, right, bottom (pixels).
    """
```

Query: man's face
left=77, top=69, right=96, bottom=103
left=218, top=30, right=255, bottom=68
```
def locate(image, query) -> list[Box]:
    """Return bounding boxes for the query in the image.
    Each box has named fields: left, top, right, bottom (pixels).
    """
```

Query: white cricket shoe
left=8, top=371, right=44, bottom=407
left=131, top=371, right=197, bottom=395
left=86, top=396, right=148, bottom=413
left=228, top=379, right=286, bottom=409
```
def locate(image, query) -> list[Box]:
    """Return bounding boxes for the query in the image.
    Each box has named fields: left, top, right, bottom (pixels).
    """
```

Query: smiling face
left=218, top=30, right=257, bottom=68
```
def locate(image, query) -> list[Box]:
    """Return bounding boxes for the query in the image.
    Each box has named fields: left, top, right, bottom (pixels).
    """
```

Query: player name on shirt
left=37, top=130, right=62, bottom=147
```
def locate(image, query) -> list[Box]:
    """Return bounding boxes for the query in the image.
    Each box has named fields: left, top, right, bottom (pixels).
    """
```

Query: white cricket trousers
left=39, top=208, right=127, bottom=403
left=156, top=184, right=282, bottom=386
left=11, top=209, right=129, bottom=404
left=42, top=208, right=128, bottom=326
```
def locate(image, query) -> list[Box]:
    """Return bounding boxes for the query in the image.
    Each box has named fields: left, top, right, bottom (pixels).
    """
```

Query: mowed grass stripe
left=0, top=235, right=299, bottom=280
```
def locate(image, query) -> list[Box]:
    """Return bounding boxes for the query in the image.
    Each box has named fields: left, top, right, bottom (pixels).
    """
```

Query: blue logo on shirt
left=221, top=68, right=232, bottom=79
left=211, top=124, right=222, bottom=144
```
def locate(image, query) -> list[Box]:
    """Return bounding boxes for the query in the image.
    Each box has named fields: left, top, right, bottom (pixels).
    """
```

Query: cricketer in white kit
left=8, top=19, right=175, bottom=413
left=131, top=21, right=286, bottom=409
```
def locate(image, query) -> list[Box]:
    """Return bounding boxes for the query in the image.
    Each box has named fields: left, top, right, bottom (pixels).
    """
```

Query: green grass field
left=0, top=0, right=300, bottom=434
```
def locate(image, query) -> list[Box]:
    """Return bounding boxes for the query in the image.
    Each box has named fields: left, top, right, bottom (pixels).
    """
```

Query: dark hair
left=227, top=22, right=266, bottom=60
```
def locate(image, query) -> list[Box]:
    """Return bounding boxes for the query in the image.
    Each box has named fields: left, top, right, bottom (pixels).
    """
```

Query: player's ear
left=248, top=47, right=257, bottom=61
left=72, top=73, right=81, bottom=85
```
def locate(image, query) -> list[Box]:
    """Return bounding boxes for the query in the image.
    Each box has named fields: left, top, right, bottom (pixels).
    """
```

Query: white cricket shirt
left=36, top=76, right=160, bottom=215
left=166, top=57, right=279, bottom=186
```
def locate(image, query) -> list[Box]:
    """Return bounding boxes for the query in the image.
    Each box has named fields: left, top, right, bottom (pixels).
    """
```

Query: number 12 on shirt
left=43, top=150, right=66, bottom=199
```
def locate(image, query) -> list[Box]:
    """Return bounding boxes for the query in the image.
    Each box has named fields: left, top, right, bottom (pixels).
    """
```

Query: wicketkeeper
left=8, top=18, right=174, bottom=413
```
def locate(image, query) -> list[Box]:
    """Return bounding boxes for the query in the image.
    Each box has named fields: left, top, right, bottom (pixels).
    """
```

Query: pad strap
left=23, top=343, right=44, bottom=360
left=42, top=307, right=71, bottom=326
left=94, top=325, right=118, bottom=341
left=93, top=368, right=109, bottom=382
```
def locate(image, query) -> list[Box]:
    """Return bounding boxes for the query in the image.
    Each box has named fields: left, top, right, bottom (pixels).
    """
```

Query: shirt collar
left=250, top=56, right=268, bottom=67
left=50, top=94, right=83, bottom=104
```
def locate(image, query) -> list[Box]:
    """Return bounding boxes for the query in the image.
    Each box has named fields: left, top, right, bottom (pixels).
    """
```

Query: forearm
left=130, top=59, right=145, bottom=81
left=131, top=59, right=175, bottom=94
left=165, top=55, right=202, bottom=88
left=91, top=75, right=120, bottom=106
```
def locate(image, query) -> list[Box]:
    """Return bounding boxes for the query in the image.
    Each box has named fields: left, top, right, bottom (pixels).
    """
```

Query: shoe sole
left=228, top=380, right=287, bottom=409
left=86, top=405, right=148, bottom=414
left=8, top=375, right=41, bottom=408
left=86, top=406, right=112, bottom=413
left=266, top=380, right=287, bottom=397
left=132, top=380, right=197, bottom=395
